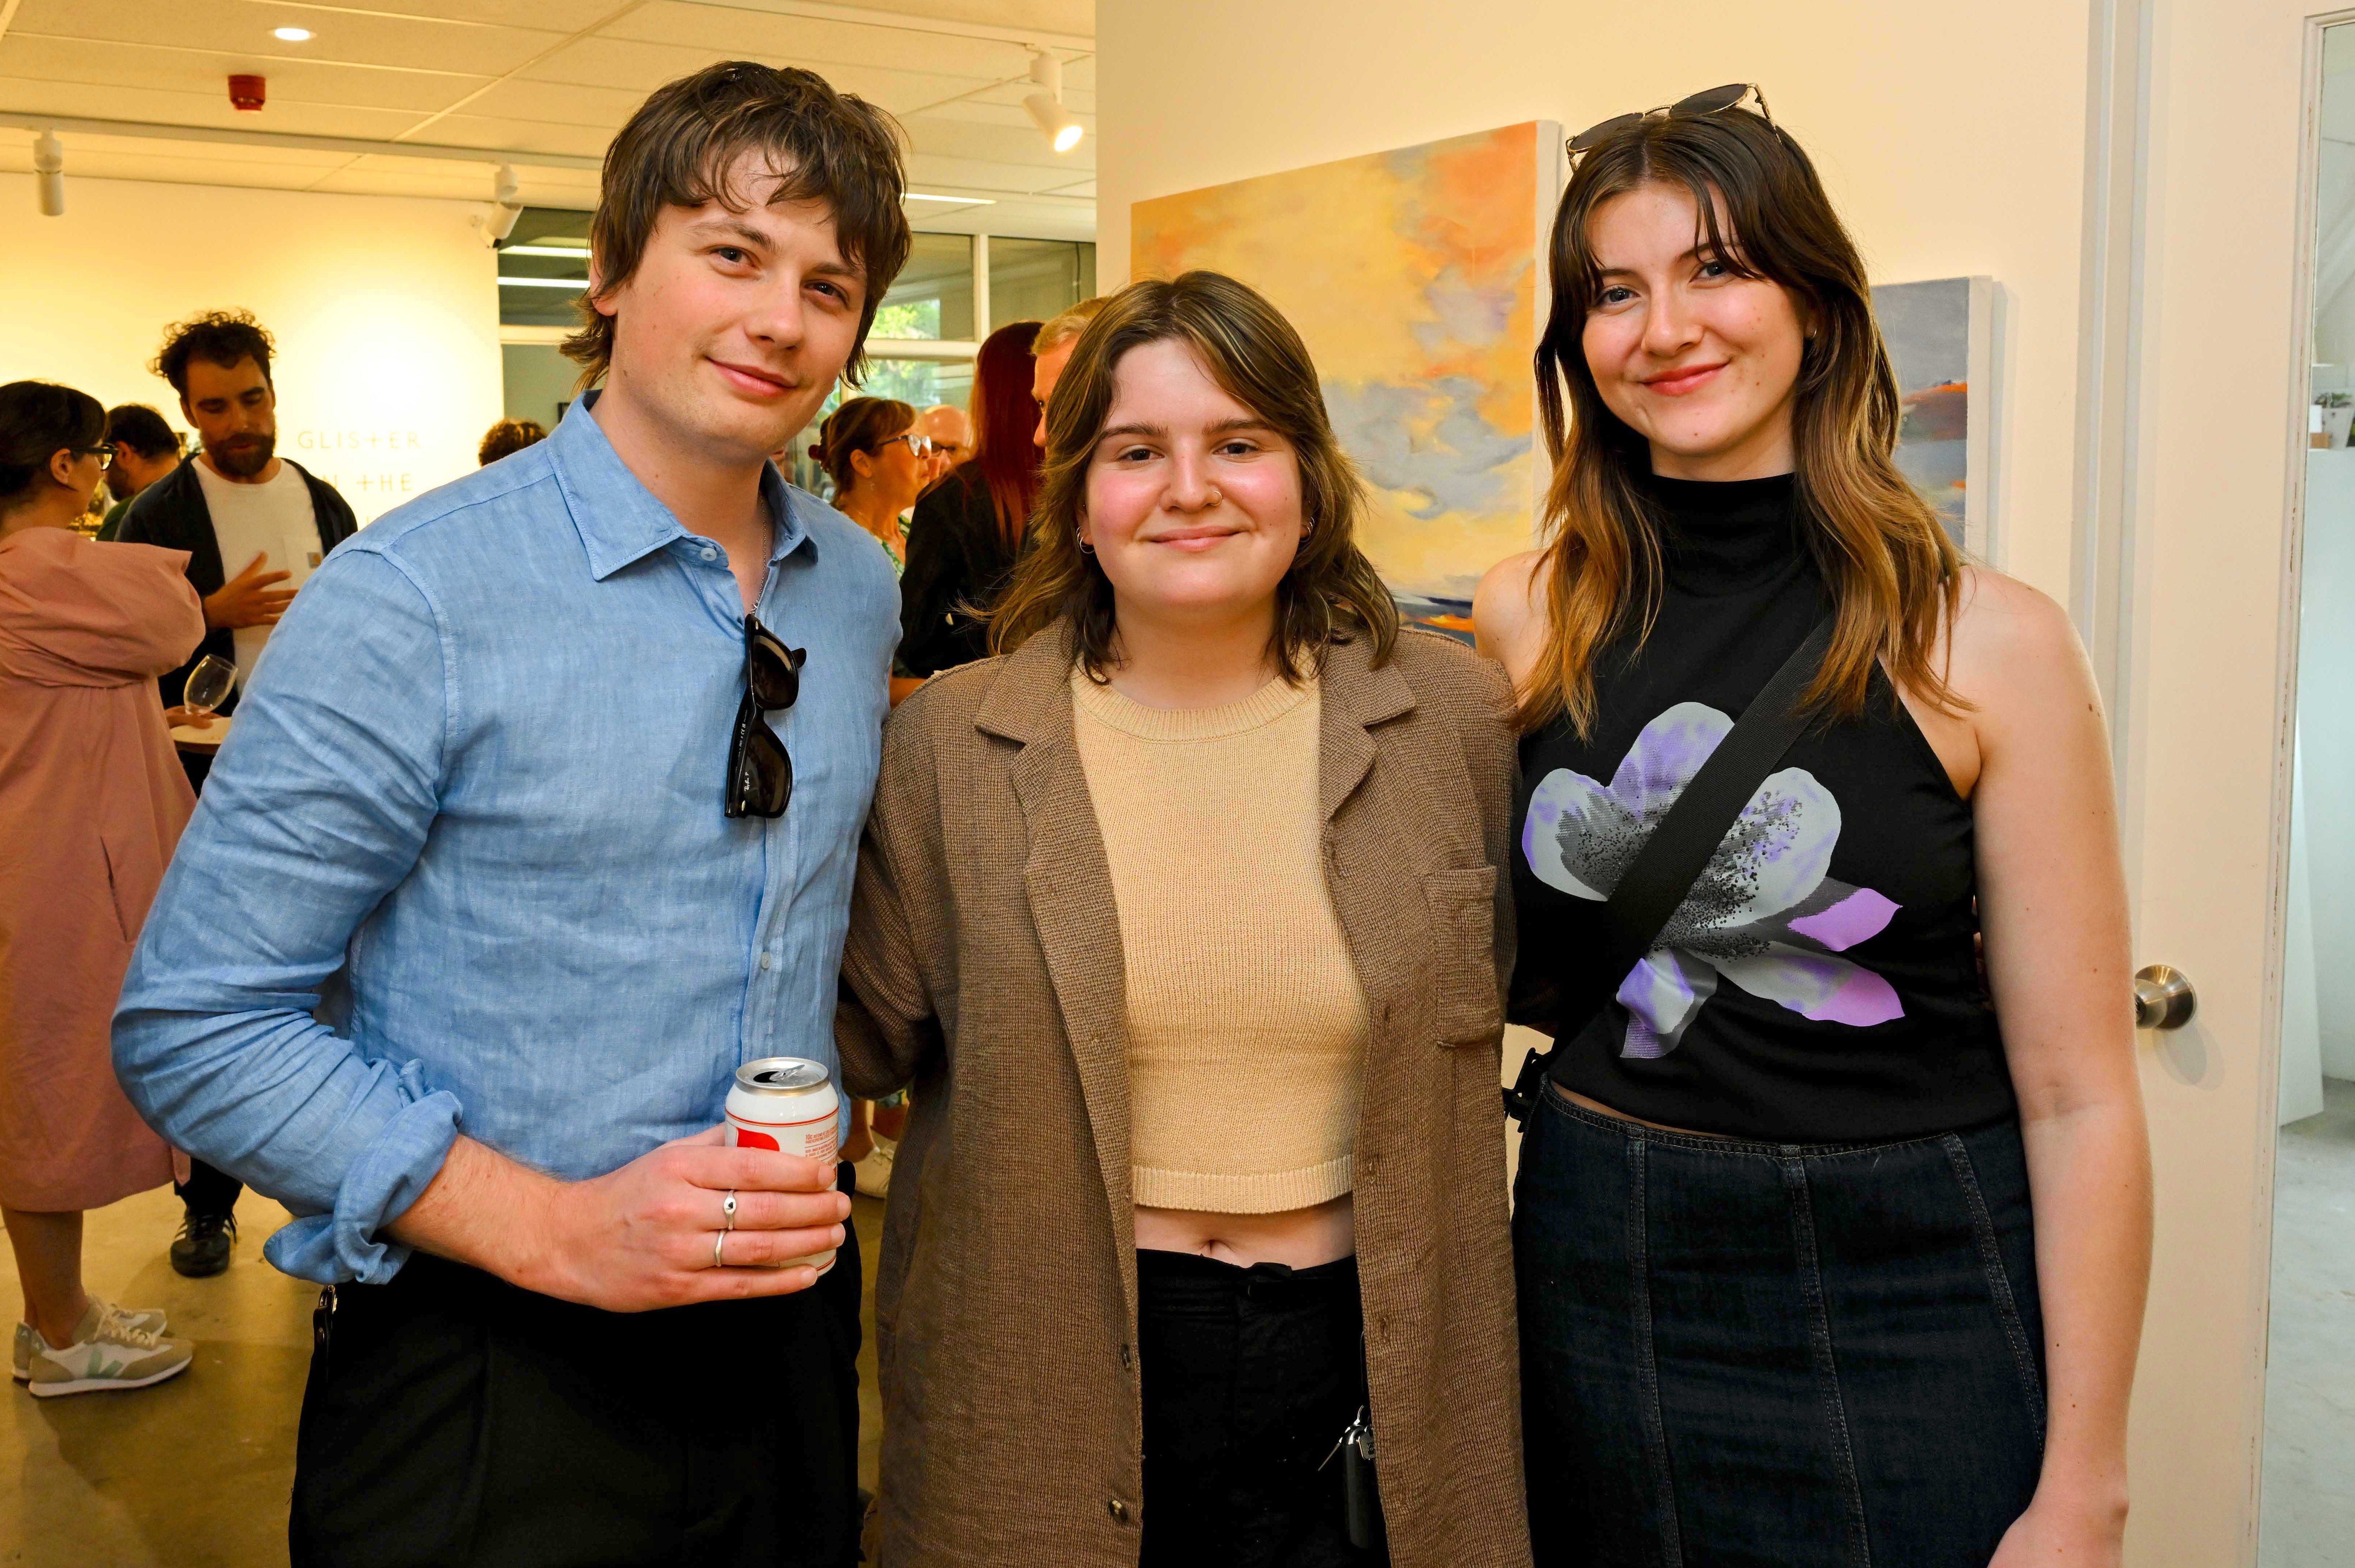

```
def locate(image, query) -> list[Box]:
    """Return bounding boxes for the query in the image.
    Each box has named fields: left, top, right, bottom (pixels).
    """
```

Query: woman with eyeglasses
left=1474, top=94, right=2151, bottom=1566
left=808, top=395, right=927, bottom=577
left=0, top=381, right=202, bottom=1397
left=836, top=273, right=1529, bottom=1566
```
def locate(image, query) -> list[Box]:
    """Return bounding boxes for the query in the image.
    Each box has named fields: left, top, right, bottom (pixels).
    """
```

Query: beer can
left=722, top=1057, right=841, bottom=1275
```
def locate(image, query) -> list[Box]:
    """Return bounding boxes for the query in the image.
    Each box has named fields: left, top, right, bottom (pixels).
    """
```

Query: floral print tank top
left=1509, top=474, right=2012, bottom=1142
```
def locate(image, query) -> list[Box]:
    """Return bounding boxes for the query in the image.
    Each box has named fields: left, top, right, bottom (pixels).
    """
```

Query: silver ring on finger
left=713, top=1227, right=728, bottom=1270
left=722, top=1189, right=738, bottom=1233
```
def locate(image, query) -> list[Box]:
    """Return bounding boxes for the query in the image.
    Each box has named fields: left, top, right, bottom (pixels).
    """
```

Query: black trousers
left=1137, top=1249, right=1386, bottom=1568
left=177, top=1156, right=242, bottom=1218
left=290, top=1204, right=861, bottom=1568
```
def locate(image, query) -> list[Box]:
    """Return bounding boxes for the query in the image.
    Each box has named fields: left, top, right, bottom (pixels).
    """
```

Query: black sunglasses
left=725, top=613, right=807, bottom=820
left=1568, top=82, right=1774, bottom=158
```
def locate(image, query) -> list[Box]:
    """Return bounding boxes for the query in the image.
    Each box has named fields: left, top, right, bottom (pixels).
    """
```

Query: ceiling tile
left=12, top=0, right=564, bottom=76
left=0, top=36, right=487, bottom=112
left=611, top=3, right=1031, bottom=77
left=518, top=34, right=731, bottom=92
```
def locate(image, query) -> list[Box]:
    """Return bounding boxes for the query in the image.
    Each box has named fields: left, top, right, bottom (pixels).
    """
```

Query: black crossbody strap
left=1505, top=614, right=1835, bottom=1123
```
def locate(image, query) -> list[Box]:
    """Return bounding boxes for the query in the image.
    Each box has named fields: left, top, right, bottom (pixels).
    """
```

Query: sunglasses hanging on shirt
left=1567, top=82, right=1775, bottom=160
left=725, top=613, right=806, bottom=820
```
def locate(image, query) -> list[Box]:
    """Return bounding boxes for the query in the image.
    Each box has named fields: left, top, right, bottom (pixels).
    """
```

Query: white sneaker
left=14, top=1300, right=166, bottom=1381
left=854, top=1136, right=896, bottom=1199
left=23, top=1300, right=191, bottom=1398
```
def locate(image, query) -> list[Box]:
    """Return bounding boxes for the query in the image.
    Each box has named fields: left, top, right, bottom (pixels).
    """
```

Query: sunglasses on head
left=1568, top=82, right=1774, bottom=159
left=725, top=613, right=807, bottom=820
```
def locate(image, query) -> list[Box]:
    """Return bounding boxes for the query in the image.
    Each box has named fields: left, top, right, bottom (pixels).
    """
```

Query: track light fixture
left=478, top=163, right=524, bottom=248
left=1022, top=49, right=1083, bottom=154
left=33, top=129, right=64, bottom=217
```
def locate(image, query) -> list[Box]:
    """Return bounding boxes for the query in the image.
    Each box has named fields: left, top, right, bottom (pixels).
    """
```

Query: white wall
left=0, top=174, right=502, bottom=525
left=1097, top=0, right=2095, bottom=599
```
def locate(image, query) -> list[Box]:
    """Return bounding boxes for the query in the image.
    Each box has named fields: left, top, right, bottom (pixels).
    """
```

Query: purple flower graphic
left=1523, top=702, right=1905, bottom=1058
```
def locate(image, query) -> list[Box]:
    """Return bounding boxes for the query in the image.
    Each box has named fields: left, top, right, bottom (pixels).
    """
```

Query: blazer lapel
left=978, top=631, right=1140, bottom=1319
left=1318, top=636, right=1421, bottom=1064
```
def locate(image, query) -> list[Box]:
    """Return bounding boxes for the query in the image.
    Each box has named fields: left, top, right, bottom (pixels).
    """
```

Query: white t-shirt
left=194, top=457, right=323, bottom=688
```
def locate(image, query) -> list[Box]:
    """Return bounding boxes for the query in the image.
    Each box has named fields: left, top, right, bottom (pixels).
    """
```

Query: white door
left=2099, top=4, right=2338, bottom=1563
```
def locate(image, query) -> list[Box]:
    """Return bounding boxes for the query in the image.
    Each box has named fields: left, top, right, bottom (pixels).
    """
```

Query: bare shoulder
left=1947, top=566, right=2090, bottom=686
left=1945, top=565, right=2104, bottom=740
left=1472, top=549, right=1550, bottom=683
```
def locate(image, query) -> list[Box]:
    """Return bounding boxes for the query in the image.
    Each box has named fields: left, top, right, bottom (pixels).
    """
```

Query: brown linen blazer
left=836, top=621, right=1531, bottom=1568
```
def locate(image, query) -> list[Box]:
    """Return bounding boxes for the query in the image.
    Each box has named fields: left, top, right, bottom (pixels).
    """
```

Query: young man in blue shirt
left=115, top=61, right=911, bottom=1567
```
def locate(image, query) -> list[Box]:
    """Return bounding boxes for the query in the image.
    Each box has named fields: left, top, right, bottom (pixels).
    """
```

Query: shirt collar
left=547, top=390, right=813, bottom=582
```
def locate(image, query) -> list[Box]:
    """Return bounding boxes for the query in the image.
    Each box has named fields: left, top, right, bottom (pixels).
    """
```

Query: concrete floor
left=1, top=1183, right=888, bottom=1567
left=2260, top=1077, right=2355, bottom=1566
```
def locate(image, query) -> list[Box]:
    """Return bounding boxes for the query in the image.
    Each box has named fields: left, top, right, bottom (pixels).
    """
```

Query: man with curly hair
left=114, top=308, right=359, bottom=1282
left=118, top=309, right=358, bottom=728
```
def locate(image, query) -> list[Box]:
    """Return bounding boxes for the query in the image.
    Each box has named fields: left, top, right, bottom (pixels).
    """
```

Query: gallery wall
left=0, top=173, right=503, bottom=525
left=1095, top=0, right=2093, bottom=600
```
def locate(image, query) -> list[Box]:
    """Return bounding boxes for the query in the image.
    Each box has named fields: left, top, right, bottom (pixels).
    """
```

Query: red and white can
left=724, top=1056, right=840, bottom=1162
left=723, top=1057, right=841, bottom=1275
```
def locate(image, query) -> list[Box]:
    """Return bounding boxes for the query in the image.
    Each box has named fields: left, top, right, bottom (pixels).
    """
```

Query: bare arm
left=387, top=1128, right=850, bottom=1312
left=1944, top=570, right=2152, bottom=1564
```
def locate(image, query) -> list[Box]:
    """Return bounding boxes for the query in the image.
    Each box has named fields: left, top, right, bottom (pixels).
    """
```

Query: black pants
left=291, top=1208, right=861, bottom=1568
left=1137, top=1249, right=1386, bottom=1568
left=177, top=1156, right=242, bottom=1219
left=1515, top=1087, right=2046, bottom=1567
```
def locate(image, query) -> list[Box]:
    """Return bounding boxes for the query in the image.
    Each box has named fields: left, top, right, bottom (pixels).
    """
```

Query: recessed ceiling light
left=273, top=27, right=312, bottom=42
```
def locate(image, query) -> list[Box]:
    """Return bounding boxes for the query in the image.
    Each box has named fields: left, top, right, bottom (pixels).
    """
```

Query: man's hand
left=389, top=1128, right=850, bottom=1313
left=204, top=553, right=296, bottom=630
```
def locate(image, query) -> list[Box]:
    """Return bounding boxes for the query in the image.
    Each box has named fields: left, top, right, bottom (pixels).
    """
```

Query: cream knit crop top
left=1070, top=669, right=1373, bottom=1214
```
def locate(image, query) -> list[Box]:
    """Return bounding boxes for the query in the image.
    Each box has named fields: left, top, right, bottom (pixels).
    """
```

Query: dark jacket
left=897, top=464, right=1024, bottom=677
left=115, top=456, right=358, bottom=707
left=836, top=623, right=1529, bottom=1568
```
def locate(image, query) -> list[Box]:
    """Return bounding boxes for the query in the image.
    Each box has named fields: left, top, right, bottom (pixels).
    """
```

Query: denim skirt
left=1513, top=1086, right=2046, bottom=1568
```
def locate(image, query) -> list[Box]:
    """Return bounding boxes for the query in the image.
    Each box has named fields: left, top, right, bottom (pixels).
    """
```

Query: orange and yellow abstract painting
left=1133, top=122, right=1556, bottom=639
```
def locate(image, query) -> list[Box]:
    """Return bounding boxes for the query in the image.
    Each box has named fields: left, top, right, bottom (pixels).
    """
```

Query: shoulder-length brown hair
left=1524, top=103, right=1963, bottom=735
left=988, top=271, right=1398, bottom=681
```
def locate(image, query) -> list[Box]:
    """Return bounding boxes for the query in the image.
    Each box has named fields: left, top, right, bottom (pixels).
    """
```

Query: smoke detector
left=228, top=74, right=267, bottom=112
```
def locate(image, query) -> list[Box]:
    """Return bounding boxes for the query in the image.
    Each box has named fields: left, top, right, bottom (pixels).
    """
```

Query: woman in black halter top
left=1475, top=98, right=2152, bottom=1567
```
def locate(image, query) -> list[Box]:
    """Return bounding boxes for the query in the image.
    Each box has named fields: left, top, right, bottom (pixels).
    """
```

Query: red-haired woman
left=897, top=320, right=1044, bottom=676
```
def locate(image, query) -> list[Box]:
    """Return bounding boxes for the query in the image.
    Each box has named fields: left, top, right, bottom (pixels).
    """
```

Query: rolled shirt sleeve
left=113, top=545, right=461, bottom=1284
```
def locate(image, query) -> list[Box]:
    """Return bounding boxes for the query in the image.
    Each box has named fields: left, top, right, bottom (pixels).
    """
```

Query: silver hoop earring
left=1077, top=533, right=1095, bottom=555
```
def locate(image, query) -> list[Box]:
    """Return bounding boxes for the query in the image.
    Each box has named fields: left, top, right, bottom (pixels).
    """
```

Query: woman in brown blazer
left=836, top=272, right=1529, bottom=1568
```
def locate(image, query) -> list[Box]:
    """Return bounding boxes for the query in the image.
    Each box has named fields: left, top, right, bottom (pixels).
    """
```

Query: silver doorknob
left=2134, top=964, right=2196, bottom=1031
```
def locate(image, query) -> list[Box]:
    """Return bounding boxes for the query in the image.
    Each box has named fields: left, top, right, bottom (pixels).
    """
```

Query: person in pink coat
left=0, top=381, right=199, bottom=1397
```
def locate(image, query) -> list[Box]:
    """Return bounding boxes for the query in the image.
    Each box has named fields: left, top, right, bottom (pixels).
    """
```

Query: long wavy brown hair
left=1524, top=104, right=1963, bottom=735
left=988, top=271, right=1398, bottom=681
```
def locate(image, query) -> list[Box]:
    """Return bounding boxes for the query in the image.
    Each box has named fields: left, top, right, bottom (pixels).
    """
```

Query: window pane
left=988, top=239, right=1097, bottom=330
left=497, top=207, right=592, bottom=328
left=879, top=234, right=974, bottom=341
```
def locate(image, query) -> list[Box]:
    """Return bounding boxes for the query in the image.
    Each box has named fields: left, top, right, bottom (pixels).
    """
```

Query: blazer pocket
left=1420, top=866, right=1503, bottom=1047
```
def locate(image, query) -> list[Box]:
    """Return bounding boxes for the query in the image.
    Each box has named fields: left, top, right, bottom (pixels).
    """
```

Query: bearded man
left=117, top=309, right=358, bottom=719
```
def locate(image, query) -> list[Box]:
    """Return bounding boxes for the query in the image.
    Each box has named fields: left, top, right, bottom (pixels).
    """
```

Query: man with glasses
left=92, top=404, right=180, bottom=542
left=115, top=61, right=909, bottom=1567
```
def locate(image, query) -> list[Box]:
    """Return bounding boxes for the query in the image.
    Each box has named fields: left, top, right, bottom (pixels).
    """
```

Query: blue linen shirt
left=113, top=397, right=899, bottom=1285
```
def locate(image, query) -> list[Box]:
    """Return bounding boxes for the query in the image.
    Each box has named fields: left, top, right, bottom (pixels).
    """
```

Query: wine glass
left=182, top=655, right=236, bottom=723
